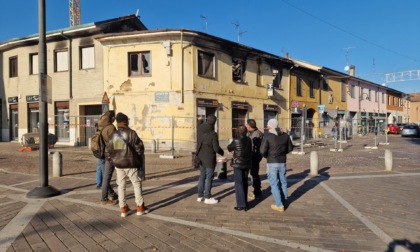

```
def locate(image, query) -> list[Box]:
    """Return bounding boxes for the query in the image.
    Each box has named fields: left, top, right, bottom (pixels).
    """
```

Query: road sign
left=292, top=100, right=300, bottom=108
left=102, top=92, right=110, bottom=104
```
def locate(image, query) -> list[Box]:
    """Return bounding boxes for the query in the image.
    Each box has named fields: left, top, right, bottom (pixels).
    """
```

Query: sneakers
left=108, top=194, right=118, bottom=201
left=100, top=199, right=117, bottom=206
left=271, top=204, right=285, bottom=212
left=120, top=205, right=131, bottom=217
left=248, top=192, right=255, bottom=199
left=137, top=204, right=150, bottom=215
left=204, top=198, right=218, bottom=204
left=197, top=197, right=204, bottom=202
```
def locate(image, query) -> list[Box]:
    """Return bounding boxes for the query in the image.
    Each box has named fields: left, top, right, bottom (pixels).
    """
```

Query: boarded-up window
left=9, top=56, right=18, bottom=77
left=30, top=54, right=38, bottom=75
left=55, top=50, right=68, bottom=72
left=198, top=51, right=214, bottom=78
left=129, top=51, right=151, bottom=76
left=81, top=46, right=95, bottom=69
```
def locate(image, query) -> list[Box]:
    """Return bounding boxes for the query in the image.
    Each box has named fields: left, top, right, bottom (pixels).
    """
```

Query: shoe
left=248, top=192, right=255, bottom=200
left=96, top=185, right=101, bottom=190
left=204, top=198, right=218, bottom=204
left=234, top=206, right=249, bottom=211
left=100, top=199, right=117, bottom=206
left=137, top=204, right=150, bottom=215
left=197, top=197, right=204, bottom=202
left=271, top=204, right=284, bottom=212
left=108, top=194, right=118, bottom=201
left=120, top=205, right=131, bottom=217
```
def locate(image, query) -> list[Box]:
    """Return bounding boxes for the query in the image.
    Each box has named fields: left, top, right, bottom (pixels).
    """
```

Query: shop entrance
left=231, top=102, right=249, bottom=138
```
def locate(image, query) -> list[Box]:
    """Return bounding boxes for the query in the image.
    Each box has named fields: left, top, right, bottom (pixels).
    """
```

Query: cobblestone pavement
left=0, top=134, right=419, bottom=251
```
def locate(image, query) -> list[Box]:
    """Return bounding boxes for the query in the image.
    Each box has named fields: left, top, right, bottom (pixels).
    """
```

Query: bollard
left=216, top=156, right=227, bottom=179
left=310, top=151, right=319, bottom=176
left=384, top=149, right=393, bottom=171
left=151, top=139, right=156, bottom=153
left=53, top=152, right=62, bottom=177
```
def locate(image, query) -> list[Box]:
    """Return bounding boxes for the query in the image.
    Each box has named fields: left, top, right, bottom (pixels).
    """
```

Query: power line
left=280, top=0, right=419, bottom=63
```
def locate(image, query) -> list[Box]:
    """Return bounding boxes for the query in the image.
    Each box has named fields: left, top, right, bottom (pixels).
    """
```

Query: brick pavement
left=0, top=134, right=419, bottom=251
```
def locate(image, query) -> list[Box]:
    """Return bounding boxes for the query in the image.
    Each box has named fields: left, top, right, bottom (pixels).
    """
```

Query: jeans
left=96, top=159, right=103, bottom=187
left=267, top=163, right=287, bottom=207
left=116, top=168, right=144, bottom=208
left=233, top=168, right=249, bottom=208
left=249, top=157, right=262, bottom=195
left=101, top=159, right=117, bottom=201
left=197, top=164, right=214, bottom=199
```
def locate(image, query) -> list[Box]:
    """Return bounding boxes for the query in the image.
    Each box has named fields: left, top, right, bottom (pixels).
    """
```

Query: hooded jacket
left=260, top=129, right=293, bottom=163
left=97, top=112, right=116, bottom=146
left=196, top=122, right=224, bottom=168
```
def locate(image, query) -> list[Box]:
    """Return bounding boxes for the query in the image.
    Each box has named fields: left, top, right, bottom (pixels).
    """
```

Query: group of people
left=196, top=115, right=294, bottom=212
left=94, top=111, right=293, bottom=217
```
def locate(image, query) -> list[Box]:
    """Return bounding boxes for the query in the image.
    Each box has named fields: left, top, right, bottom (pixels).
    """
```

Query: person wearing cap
left=196, top=115, right=224, bottom=204
left=260, top=118, right=294, bottom=212
left=246, top=119, right=264, bottom=199
left=106, top=112, right=149, bottom=217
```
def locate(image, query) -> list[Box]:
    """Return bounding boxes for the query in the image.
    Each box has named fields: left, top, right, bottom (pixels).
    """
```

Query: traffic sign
left=102, top=91, right=110, bottom=104
left=292, top=100, right=300, bottom=108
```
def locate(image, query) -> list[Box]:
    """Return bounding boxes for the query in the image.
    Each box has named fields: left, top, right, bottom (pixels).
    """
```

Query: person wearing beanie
left=260, top=119, right=293, bottom=212
left=106, top=112, right=149, bottom=217
left=195, top=114, right=224, bottom=205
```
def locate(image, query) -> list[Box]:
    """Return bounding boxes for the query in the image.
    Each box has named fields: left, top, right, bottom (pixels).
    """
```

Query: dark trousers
left=233, top=168, right=249, bottom=208
left=250, top=157, right=262, bottom=195
left=197, top=165, right=214, bottom=199
left=101, top=159, right=117, bottom=201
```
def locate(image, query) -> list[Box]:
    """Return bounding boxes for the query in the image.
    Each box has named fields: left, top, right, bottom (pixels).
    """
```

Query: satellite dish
left=344, top=65, right=350, bottom=72
left=381, top=83, right=387, bottom=87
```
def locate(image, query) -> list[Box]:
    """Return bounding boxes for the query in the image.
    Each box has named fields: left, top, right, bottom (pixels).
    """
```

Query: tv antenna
left=343, top=47, right=355, bottom=72
left=232, top=21, right=247, bottom=43
left=200, top=14, right=208, bottom=32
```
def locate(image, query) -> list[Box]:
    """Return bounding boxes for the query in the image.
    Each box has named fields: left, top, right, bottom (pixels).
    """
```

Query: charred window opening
left=129, top=51, right=151, bottom=76
left=198, top=51, right=215, bottom=78
left=9, top=56, right=18, bottom=77
left=232, top=58, right=246, bottom=83
left=272, top=68, right=282, bottom=89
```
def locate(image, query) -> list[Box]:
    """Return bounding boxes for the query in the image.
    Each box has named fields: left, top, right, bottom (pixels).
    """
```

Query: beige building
left=0, top=15, right=146, bottom=145
left=96, top=29, right=294, bottom=150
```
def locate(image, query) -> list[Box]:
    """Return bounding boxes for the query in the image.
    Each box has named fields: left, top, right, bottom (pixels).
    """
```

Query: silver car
left=401, top=124, right=420, bottom=137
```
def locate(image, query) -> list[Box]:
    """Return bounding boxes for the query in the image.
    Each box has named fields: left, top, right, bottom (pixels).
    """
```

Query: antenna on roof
left=200, top=14, right=208, bottom=32
left=135, top=9, right=139, bottom=17
left=343, top=47, right=355, bottom=72
left=232, top=21, right=246, bottom=43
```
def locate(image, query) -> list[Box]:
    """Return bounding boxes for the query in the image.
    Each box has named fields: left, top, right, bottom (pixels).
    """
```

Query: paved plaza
left=0, top=134, right=419, bottom=252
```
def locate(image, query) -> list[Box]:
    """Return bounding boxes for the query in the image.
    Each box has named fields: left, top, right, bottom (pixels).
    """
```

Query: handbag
left=193, top=153, right=201, bottom=169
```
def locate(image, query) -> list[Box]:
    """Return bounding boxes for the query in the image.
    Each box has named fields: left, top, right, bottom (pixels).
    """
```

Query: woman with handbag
left=227, top=125, right=252, bottom=211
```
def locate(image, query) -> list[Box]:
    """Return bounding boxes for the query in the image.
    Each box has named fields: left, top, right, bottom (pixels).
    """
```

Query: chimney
left=285, top=52, right=289, bottom=58
left=349, top=65, right=355, bottom=76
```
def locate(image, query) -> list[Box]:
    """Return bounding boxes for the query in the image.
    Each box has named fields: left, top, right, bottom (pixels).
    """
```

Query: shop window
left=80, top=46, right=95, bottom=69
left=198, top=51, right=214, bottom=78
left=55, top=50, right=69, bottom=72
left=30, top=54, right=38, bottom=75
left=232, top=58, right=246, bottom=83
left=129, top=51, right=151, bottom=76
left=9, top=56, right=18, bottom=77
left=55, top=101, right=70, bottom=141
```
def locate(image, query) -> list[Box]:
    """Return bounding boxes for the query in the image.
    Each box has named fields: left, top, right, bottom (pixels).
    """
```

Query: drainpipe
left=181, top=30, right=184, bottom=103
left=60, top=31, right=73, bottom=99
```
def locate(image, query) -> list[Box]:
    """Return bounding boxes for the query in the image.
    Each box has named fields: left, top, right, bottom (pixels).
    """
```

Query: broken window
left=232, top=58, right=246, bottom=83
left=129, top=51, right=151, bottom=76
left=198, top=51, right=215, bottom=78
left=272, top=68, right=282, bottom=89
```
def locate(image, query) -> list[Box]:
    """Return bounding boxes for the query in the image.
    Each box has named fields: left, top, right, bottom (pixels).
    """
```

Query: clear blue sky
left=1, top=0, right=419, bottom=93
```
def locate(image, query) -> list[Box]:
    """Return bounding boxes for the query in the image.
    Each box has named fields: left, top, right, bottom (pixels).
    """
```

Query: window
left=30, top=54, right=38, bottom=75
left=272, top=68, right=282, bottom=89
left=9, top=56, right=18, bottom=77
left=296, top=77, right=302, bottom=96
left=232, top=58, right=246, bottom=83
left=80, top=46, right=95, bottom=69
left=322, top=79, right=328, bottom=90
left=55, top=50, right=68, bottom=72
left=129, top=51, right=151, bottom=76
left=368, top=89, right=371, bottom=101
left=361, top=87, right=364, bottom=100
left=375, top=91, right=378, bottom=102
left=341, top=81, right=346, bottom=102
left=350, top=85, right=355, bottom=98
left=388, top=96, right=390, bottom=105
left=197, top=51, right=214, bottom=78
left=55, top=101, right=70, bottom=141
left=382, top=93, right=385, bottom=103
left=309, top=80, right=314, bottom=98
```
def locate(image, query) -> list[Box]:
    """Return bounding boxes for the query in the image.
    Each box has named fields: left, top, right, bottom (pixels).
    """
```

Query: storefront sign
left=263, top=104, right=278, bottom=112
left=26, top=95, right=39, bottom=102
left=232, top=102, right=249, bottom=110
left=197, top=98, right=218, bottom=107
left=8, top=96, right=18, bottom=104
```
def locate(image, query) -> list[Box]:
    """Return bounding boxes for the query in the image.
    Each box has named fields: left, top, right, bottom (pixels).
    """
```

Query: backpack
left=91, top=128, right=105, bottom=159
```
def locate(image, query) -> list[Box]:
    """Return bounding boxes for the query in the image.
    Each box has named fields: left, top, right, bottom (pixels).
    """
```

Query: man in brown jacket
left=98, top=110, right=118, bottom=205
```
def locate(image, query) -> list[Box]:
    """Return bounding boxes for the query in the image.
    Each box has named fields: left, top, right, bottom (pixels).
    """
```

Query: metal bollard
left=384, top=149, right=393, bottom=171
left=310, top=151, right=319, bottom=176
left=151, top=139, right=156, bottom=153
left=53, top=152, right=62, bottom=177
left=216, top=156, right=227, bottom=179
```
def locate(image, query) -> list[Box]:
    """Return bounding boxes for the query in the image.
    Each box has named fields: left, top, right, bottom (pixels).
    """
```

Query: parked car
left=397, top=123, right=407, bottom=131
left=387, top=124, right=401, bottom=134
left=401, top=124, right=420, bottom=137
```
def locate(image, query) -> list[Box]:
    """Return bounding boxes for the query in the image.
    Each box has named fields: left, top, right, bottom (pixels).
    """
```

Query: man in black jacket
left=196, top=115, right=224, bottom=204
left=260, top=119, right=293, bottom=212
left=107, top=113, right=149, bottom=217
left=246, top=119, right=264, bottom=199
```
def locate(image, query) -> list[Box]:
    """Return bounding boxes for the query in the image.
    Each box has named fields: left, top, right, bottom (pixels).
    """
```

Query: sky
left=1, top=0, right=419, bottom=93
